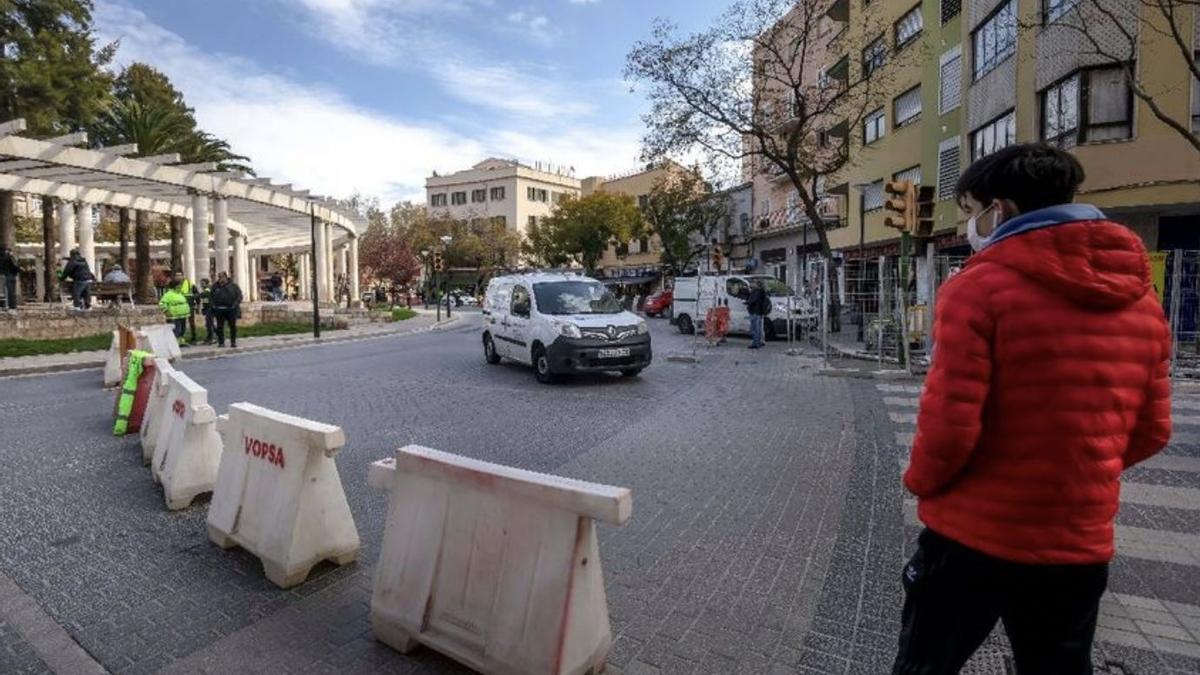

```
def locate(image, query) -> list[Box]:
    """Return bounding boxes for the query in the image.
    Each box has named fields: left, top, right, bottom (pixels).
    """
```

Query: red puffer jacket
left=905, top=219, right=1172, bottom=564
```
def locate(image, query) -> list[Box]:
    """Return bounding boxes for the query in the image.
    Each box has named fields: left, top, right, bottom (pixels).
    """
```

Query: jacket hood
left=973, top=209, right=1151, bottom=310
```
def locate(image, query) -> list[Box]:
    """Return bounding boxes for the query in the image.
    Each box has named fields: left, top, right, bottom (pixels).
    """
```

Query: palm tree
left=178, top=132, right=255, bottom=175
left=92, top=99, right=192, bottom=156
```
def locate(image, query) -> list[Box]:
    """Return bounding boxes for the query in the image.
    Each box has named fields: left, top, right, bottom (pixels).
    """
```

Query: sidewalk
left=0, top=308, right=461, bottom=378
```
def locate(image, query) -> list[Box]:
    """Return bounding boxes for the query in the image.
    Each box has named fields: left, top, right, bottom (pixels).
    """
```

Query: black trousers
left=203, top=310, right=215, bottom=342
left=171, top=318, right=187, bottom=339
left=3, top=275, right=16, bottom=309
left=71, top=280, right=92, bottom=309
left=893, top=529, right=1107, bottom=675
left=214, top=311, right=237, bottom=347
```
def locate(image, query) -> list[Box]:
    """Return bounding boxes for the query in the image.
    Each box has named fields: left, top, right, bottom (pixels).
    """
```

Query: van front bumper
left=545, top=335, right=653, bottom=373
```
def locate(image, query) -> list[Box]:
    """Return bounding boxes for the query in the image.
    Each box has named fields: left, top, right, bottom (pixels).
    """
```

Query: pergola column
left=56, top=200, right=75, bottom=260
left=335, top=244, right=347, bottom=278
left=182, top=214, right=196, bottom=283
left=232, top=232, right=247, bottom=290
left=213, top=196, right=229, bottom=276
left=298, top=253, right=310, bottom=300
left=247, top=255, right=259, bottom=301
left=34, top=255, right=44, bottom=300
left=348, top=237, right=360, bottom=307
left=323, top=223, right=335, bottom=302
left=191, top=193, right=209, bottom=282
left=314, top=220, right=328, bottom=302
left=75, top=202, right=95, bottom=275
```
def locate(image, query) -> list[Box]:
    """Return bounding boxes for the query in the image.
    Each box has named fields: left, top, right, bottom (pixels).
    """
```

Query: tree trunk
left=118, top=208, right=130, bottom=269
left=42, top=196, right=56, bottom=302
left=169, top=216, right=183, bottom=274
left=134, top=210, right=153, bottom=303
left=0, top=191, right=13, bottom=252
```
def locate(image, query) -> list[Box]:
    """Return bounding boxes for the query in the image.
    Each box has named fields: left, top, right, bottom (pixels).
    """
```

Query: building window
left=430, top=193, right=447, bottom=207
left=893, top=165, right=922, bottom=186
left=451, top=191, right=467, bottom=206
left=491, top=216, right=506, bottom=228
left=1044, top=0, right=1079, bottom=23
left=1041, top=68, right=1132, bottom=147
left=528, top=215, right=538, bottom=229
left=862, top=36, right=887, bottom=78
left=939, top=46, right=962, bottom=114
left=936, top=138, right=961, bottom=201
left=616, top=241, right=629, bottom=256
left=972, top=110, right=1017, bottom=160
left=639, top=236, right=650, bottom=253
left=490, top=186, right=505, bottom=201
left=537, top=188, right=549, bottom=202
left=941, top=0, right=960, bottom=23
left=895, top=5, right=923, bottom=49
left=863, top=108, right=886, bottom=144
left=862, top=180, right=885, bottom=214
left=1042, top=73, right=1080, bottom=147
left=893, top=86, right=922, bottom=128
left=972, top=0, right=1016, bottom=80
left=527, top=186, right=536, bottom=201
left=1192, top=58, right=1200, bottom=132
left=471, top=189, right=487, bottom=203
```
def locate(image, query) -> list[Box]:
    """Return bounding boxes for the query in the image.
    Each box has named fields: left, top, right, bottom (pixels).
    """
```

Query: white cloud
left=91, top=1, right=643, bottom=204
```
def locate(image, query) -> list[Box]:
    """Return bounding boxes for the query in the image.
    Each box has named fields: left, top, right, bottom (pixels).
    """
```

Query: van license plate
left=598, top=347, right=631, bottom=358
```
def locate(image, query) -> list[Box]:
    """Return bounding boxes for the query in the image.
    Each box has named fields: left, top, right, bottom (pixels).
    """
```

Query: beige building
left=425, top=159, right=581, bottom=241
left=585, top=162, right=691, bottom=279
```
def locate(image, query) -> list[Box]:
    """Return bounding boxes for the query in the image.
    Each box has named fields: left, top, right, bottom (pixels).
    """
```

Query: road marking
left=1121, top=482, right=1200, bottom=511
left=1142, top=454, right=1200, bottom=474
left=876, top=383, right=922, bottom=394
left=0, top=569, right=107, bottom=674
left=889, top=412, right=917, bottom=425
left=1173, top=415, right=1200, bottom=426
left=1173, top=399, right=1200, bottom=411
left=883, top=396, right=919, bottom=408
left=895, top=431, right=914, bottom=448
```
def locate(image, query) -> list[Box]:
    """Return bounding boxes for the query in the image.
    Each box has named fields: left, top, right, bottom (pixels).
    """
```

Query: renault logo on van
left=607, top=325, right=616, bottom=339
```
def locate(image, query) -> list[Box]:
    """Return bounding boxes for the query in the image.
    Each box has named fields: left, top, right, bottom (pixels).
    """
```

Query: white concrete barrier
left=207, top=402, right=360, bottom=588
left=135, top=324, right=182, bottom=363
left=150, top=368, right=222, bottom=510
left=368, top=445, right=632, bottom=675
left=138, top=358, right=176, bottom=465
left=103, top=327, right=138, bottom=388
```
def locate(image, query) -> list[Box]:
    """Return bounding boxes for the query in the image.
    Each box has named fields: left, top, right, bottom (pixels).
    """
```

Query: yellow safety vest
left=113, top=350, right=149, bottom=436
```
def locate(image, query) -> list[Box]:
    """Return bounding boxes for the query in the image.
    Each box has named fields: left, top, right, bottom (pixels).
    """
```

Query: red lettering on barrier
left=242, top=436, right=286, bottom=469
left=172, top=400, right=185, bottom=419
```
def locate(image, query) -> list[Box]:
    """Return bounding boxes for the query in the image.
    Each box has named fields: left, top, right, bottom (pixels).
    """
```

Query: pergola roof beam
left=170, top=162, right=218, bottom=172
left=45, top=132, right=88, bottom=146
left=0, top=120, right=27, bottom=137
left=95, top=143, right=139, bottom=156
left=140, top=152, right=183, bottom=164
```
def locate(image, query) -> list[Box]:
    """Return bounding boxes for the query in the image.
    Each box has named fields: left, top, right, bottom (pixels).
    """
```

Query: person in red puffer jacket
left=892, top=144, right=1172, bottom=675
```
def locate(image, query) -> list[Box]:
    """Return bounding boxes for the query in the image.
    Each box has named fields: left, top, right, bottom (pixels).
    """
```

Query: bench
left=95, top=282, right=134, bottom=305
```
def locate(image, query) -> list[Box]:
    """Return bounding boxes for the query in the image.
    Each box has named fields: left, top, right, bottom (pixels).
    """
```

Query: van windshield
left=751, top=277, right=795, bottom=297
left=533, top=281, right=623, bottom=315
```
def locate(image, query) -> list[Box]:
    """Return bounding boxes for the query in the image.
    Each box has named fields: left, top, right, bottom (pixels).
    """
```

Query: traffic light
left=711, top=241, right=724, bottom=273
left=433, top=251, right=445, bottom=273
left=914, top=185, right=936, bottom=237
left=883, top=180, right=916, bottom=232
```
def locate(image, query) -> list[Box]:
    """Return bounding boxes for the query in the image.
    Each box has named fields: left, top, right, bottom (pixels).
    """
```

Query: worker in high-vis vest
left=159, top=280, right=192, bottom=345
left=172, top=271, right=198, bottom=343
left=113, top=349, right=150, bottom=436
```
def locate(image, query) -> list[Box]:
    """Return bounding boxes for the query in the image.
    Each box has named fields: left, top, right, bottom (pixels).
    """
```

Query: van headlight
left=559, top=323, right=582, bottom=338
left=637, top=320, right=648, bottom=335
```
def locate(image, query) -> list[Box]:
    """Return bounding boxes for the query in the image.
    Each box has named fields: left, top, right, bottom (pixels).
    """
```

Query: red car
left=642, top=288, right=673, bottom=317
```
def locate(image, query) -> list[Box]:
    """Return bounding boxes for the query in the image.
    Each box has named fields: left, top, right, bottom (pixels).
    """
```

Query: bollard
left=139, top=358, right=176, bottom=465
left=136, top=324, right=182, bottom=362
left=368, top=445, right=632, bottom=675
left=150, top=368, right=222, bottom=510
left=207, top=402, right=360, bottom=588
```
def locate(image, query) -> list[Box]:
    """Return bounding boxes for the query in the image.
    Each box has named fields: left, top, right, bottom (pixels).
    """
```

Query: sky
left=92, top=0, right=732, bottom=205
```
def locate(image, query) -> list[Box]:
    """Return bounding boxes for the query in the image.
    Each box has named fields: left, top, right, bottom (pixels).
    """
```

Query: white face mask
left=967, top=202, right=1000, bottom=252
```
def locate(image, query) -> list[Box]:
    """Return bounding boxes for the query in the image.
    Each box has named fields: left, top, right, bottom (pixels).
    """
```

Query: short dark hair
left=955, top=143, right=1085, bottom=214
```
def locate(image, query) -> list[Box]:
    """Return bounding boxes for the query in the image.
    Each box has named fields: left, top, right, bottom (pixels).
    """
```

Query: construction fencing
left=806, top=249, right=1193, bottom=380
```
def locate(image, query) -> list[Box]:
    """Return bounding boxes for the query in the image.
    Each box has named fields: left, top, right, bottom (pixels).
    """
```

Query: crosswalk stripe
left=883, top=396, right=919, bottom=408
left=1173, top=415, right=1200, bottom=426
left=1172, top=399, right=1200, bottom=411
left=889, top=412, right=917, bottom=425
left=901, top=498, right=1200, bottom=567
left=876, top=383, right=922, bottom=394
left=1142, top=454, right=1200, bottom=474
left=1120, top=482, right=1200, bottom=511
left=895, top=431, right=914, bottom=448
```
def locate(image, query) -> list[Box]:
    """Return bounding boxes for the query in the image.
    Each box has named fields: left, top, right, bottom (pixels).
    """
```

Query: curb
left=0, top=316, right=464, bottom=380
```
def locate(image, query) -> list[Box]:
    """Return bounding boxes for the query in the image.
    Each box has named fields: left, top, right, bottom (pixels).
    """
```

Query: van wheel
left=483, top=334, right=501, bottom=364
left=620, top=368, right=643, bottom=378
left=533, top=346, right=557, bottom=384
left=678, top=314, right=694, bottom=335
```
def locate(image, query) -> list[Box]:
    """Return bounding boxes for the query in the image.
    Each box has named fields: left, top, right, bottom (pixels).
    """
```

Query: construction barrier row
left=105, top=324, right=182, bottom=388
left=113, top=358, right=633, bottom=674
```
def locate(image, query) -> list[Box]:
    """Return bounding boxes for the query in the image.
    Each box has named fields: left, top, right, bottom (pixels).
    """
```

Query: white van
left=482, top=273, right=652, bottom=383
left=671, top=274, right=817, bottom=340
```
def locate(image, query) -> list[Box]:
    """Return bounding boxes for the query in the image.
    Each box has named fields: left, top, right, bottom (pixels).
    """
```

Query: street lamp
left=440, top=235, right=453, bottom=318
left=851, top=182, right=872, bottom=343
left=308, top=199, right=320, bottom=339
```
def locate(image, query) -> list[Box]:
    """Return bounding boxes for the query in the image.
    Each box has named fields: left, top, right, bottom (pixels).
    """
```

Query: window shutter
left=894, top=87, right=922, bottom=126
left=939, top=50, right=962, bottom=114
left=936, top=140, right=961, bottom=201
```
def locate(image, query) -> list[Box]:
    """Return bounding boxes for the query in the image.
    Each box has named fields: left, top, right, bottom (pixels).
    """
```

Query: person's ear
left=995, top=198, right=1021, bottom=223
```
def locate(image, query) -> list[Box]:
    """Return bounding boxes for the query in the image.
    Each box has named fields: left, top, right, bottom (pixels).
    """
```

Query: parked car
left=482, top=273, right=652, bottom=383
left=642, top=288, right=673, bottom=317
left=671, top=274, right=817, bottom=340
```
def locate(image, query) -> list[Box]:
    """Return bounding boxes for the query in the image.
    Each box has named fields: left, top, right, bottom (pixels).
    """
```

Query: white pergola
left=0, top=118, right=364, bottom=304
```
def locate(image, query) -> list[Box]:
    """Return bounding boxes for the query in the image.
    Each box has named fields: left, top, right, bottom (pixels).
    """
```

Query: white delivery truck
left=671, top=274, right=817, bottom=340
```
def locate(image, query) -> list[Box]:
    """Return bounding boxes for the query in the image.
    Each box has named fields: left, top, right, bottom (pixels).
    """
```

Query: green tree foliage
left=641, top=169, right=729, bottom=275
left=525, top=192, right=644, bottom=273
left=0, top=0, right=115, bottom=135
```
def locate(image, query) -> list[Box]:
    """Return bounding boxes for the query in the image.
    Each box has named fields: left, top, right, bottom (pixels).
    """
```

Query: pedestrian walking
left=58, top=249, right=94, bottom=309
left=0, top=246, right=20, bottom=310
left=158, top=280, right=191, bottom=344
left=893, top=144, right=1172, bottom=675
left=744, top=278, right=769, bottom=349
left=210, top=271, right=243, bottom=348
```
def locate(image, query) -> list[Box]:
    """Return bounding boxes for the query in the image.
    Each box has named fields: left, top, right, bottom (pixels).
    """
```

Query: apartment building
left=585, top=162, right=686, bottom=280
left=750, top=0, right=1200, bottom=267
left=424, top=158, right=582, bottom=241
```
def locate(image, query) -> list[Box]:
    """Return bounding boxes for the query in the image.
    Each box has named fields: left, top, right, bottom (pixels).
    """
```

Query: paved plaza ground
left=0, top=315, right=1197, bottom=674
